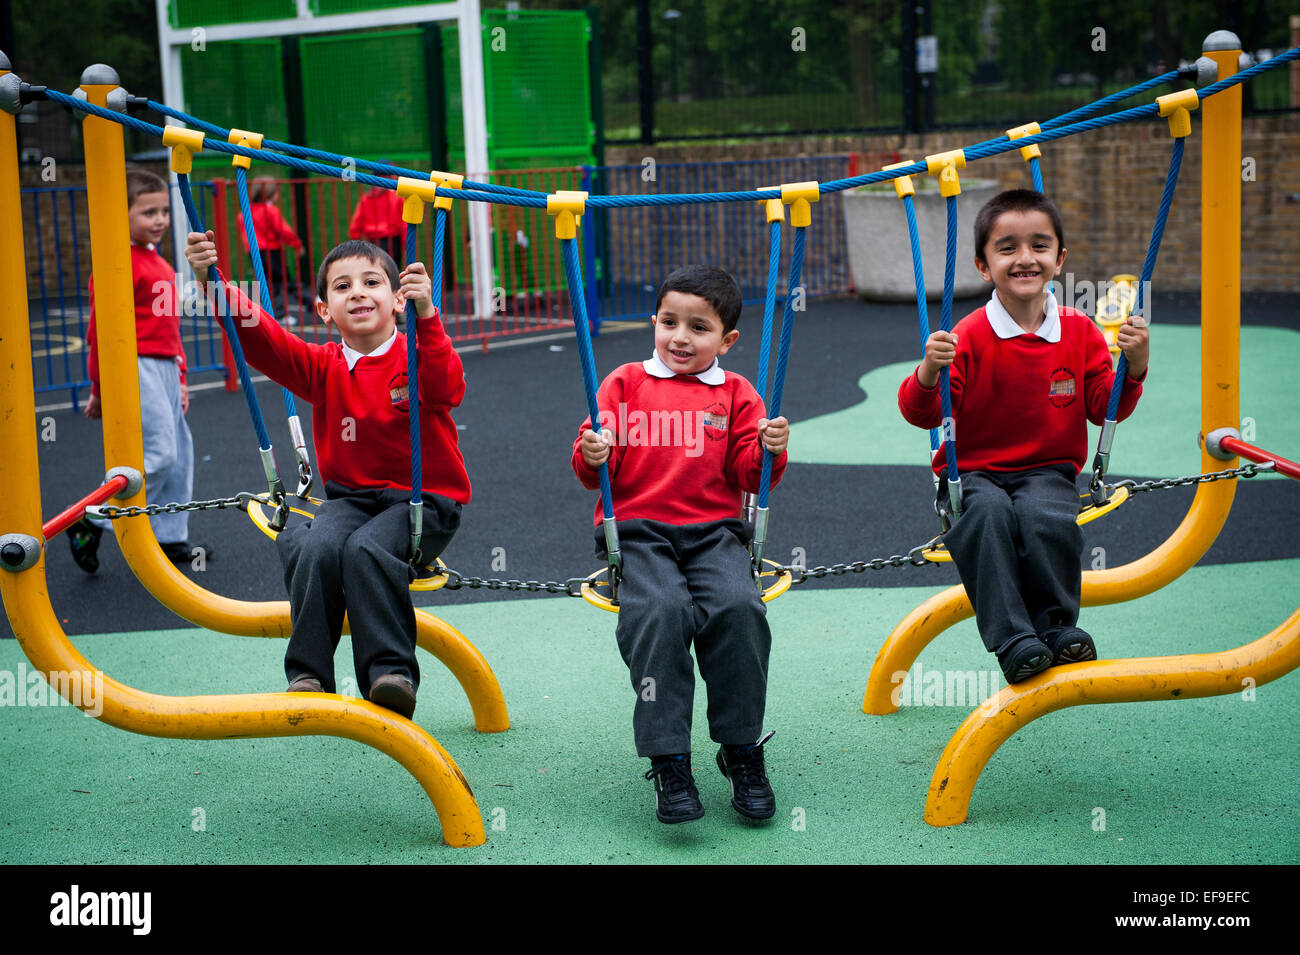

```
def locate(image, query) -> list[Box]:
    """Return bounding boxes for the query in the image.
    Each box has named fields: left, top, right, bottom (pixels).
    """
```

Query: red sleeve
left=898, top=316, right=971, bottom=430
left=414, top=308, right=465, bottom=408
left=270, top=206, right=303, bottom=250
left=1081, top=317, right=1144, bottom=425
left=725, top=377, right=786, bottom=494
left=571, top=370, right=625, bottom=490
left=219, top=274, right=323, bottom=402
left=85, top=274, right=99, bottom=398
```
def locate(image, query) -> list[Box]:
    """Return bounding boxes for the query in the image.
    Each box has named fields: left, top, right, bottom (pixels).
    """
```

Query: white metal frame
left=154, top=0, right=493, bottom=318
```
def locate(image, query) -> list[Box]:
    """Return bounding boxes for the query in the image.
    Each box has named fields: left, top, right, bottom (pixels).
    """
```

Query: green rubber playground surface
left=2, top=558, right=1295, bottom=865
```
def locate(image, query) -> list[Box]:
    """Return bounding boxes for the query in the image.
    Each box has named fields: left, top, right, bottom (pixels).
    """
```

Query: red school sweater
left=897, top=305, right=1144, bottom=475
left=349, top=189, right=405, bottom=242
left=570, top=363, right=786, bottom=526
left=85, top=244, right=186, bottom=399
left=235, top=202, right=304, bottom=254
left=221, top=281, right=471, bottom=503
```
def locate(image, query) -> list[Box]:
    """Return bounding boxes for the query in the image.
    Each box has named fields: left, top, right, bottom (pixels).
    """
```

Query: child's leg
left=942, top=471, right=1039, bottom=654
left=1008, top=466, right=1084, bottom=634
left=341, top=490, right=461, bottom=699
left=277, top=489, right=374, bottom=692
left=137, top=357, right=192, bottom=547
left=605, top=522, right=697, bottom=758
left=678, top=521, right=771, bottom=747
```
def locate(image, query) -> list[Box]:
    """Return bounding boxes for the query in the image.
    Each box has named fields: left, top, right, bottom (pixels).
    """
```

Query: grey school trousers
left=941, top=466, right=1083, bottom=655
left=278, top=482, right=461, bottom=697
left=598, top=518, right=771, bottom=757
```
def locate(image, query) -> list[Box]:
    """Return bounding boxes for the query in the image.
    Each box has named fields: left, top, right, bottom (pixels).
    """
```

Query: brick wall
left=606, top=113, right=1300, bottom=293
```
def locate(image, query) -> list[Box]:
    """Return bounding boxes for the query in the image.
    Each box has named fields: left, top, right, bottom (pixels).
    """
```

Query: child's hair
left=249, top=177, right=279, bottom=204
left=973, top=189, right=1065, bottom=262
left=315, top=239, right=399, bottom=301
left=125, top=168, right=168, bottom=208
left=654, top=265, right=743, bottom=333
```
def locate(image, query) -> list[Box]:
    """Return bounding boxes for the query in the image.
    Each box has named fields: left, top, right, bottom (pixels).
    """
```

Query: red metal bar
left=1219, top=436, right=1300, bottom=481
left=43, top=474, right=129, bottom=540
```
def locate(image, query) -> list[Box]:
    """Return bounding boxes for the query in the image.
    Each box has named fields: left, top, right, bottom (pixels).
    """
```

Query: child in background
left=72, top=168, right=198, bottom=571
left=898, top=189, right=1149, bottom=682
left=235, top=177, right=304, bottom=318
left=186, top=230, right=469, bottom=718
left=349, top=165, right=405, bottom=268
left=572, top=265, right=789, bottom=825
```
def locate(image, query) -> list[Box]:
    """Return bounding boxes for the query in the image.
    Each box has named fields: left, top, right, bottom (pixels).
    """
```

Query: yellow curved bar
left=580, top=561, right=793, bottom=613
left=78, top=79, right=509, bottom=733
left=0, top=100, right=483, bottom=847
left=924, top=605, right=1300, bottom=826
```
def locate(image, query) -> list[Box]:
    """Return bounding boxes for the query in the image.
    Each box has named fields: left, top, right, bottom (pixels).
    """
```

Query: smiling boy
left=572, top=265, right=790, bottom=825
left=898, top=189, right=1149, bottom=682
left=186, top=231, right=469, bottom=718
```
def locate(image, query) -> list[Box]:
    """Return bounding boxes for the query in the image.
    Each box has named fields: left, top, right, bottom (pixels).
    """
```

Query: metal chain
left=439, top=568, right=590, bottom=598
left=777, top=545, right=936, bottom=586
left=87, top=491, right=265, bottom=520
left=1109, top=461, right=1276, bottom=494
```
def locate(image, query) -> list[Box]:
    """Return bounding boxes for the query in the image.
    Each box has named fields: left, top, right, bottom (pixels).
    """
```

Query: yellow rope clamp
left=396, top=176, right=441, bottom=225
left=161, top=126, right=205, bottom=176
left=779, top=180, right=819, bottom=227
left=226, top=128, right=264, bottom=170
left=925, top=149, right=966, bottom=198
left=1157, top=88, right=1200, bottom=138
left=546, top=190, right=588, bottom=240
left=428, top=170, right=464, bottom=212
left=882, top=160, right=916, bottom=200
left=756, top=185, right=785, bottom=223
left=1006, top=121, right=1043, bottom=162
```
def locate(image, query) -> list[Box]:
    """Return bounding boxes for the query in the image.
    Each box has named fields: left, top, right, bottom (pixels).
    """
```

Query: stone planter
left=842, top=178, right=998, bottom=302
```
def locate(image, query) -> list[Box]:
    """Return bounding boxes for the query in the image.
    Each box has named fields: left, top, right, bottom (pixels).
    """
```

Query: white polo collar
left=643, top=350, right=726, bottom=385
left=986, top=289, right=1061, bottom=343
left=342, top=329, right=398, bottom=371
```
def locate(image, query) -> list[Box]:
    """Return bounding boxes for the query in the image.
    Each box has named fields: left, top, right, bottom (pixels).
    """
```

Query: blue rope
left=757, top=224, right=806, bottom=510
left=175, top=172, right=274, bottom=452
left=405, top=222, right=422, bottom=507
left=1105, top=135, right=1184, bottom=421
left=234, top=167, right=302, bottom=423
left=937, top=196, right=960, bottom=486
left=561, top=237, right=616, bottom=521
left=1029, top=155, right=1045, bottom=194
left=902, top=194, right=941, bottom=456
left=1041, top=70, right=1180, bottom=129
left=430, top=207, right=447, bottom=311
left=756, top=219, right=782, bottom=407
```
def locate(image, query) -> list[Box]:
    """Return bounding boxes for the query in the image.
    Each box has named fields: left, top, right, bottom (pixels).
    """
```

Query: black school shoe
left=644, top=755, right=705, bottom=824
left=1041, top=626, right=1097, bottom=666
left=996, top=635, right=1054, bottom=683
left=67, top=518, right=103, bottom=574
left=716, top=730, right=776, bottom=820
left=161, top=541, right=215, bottom=565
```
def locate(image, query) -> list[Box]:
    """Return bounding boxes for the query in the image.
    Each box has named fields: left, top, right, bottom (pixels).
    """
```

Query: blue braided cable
left=757, top=224, right=806, bottom=510
left=175, top=172, right=273, bottom=452
left=561, top=237, right=616, bottom=521
left=405, top=222, right=422, bottom=507
left=1041, top=70, right=1180, bottom=129
left=903, top=195, right=941, bottom=456
left=938, top=196, right=960, bottom=485
left=1105, top=135, right=1184, bottom=421
left=430, top=207, right=447, bottom=312
left=756, top=219, right=782, bottom=407
left=1029, top=156, right=1045, bottom=194
left=235, top=167, right=301, bottom=423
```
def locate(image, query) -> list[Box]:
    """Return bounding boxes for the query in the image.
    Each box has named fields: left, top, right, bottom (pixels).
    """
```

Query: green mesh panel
left=310, top=0, right=431, bottom=12
left=180, top=39, right=288, bottom=172
left=300, top=29, right=430, bottom=165
left=170, top=0, right=296, bottom=29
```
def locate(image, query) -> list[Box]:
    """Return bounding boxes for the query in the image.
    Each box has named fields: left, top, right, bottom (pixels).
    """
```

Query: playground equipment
left=3, top=30, right=1297, bottom=844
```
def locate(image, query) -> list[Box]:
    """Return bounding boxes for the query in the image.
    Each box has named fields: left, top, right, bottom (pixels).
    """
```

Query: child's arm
left=726, top=383, right=789, bottom=493
left=570, top=373, right=623, bottom=489
left=184, top=230, right=322, bottom=401
left=1083, top=317, right=1146, bottom=424
left=405, top=262, right=466, bottom=409
left=271, top=205, right=304, bottom=251
left=1116, top=315, right=1149, bottom=380
left=898, top=329, right=965, bottom=429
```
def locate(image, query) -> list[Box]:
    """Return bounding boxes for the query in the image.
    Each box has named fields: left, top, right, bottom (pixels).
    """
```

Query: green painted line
left=790, top=324, right=1299, bottom=478
left=1, top=559, right=1296, bottom=864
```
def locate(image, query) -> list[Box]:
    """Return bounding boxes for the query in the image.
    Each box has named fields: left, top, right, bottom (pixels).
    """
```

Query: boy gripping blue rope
left=572, top=265, right=790, bottom=825
left=898, top=189, right=1150, bottom=683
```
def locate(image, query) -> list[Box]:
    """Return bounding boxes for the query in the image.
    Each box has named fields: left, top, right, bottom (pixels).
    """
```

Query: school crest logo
left=388, top=370, right=410, bottom=412
left=1048, top=366, right=1077, bottom=408
left=701, top=402, right=729, bottom=440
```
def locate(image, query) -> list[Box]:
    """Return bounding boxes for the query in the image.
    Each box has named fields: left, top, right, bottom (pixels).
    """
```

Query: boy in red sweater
left=235, top=177, right=305, bottom=317
left=71, top=169, right=196, bottom=572
left=186, top=231, right=469, bottom=718
left=898, top=189, right=1149, bottom=682
left=572, top=265, right=789, bottom=825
